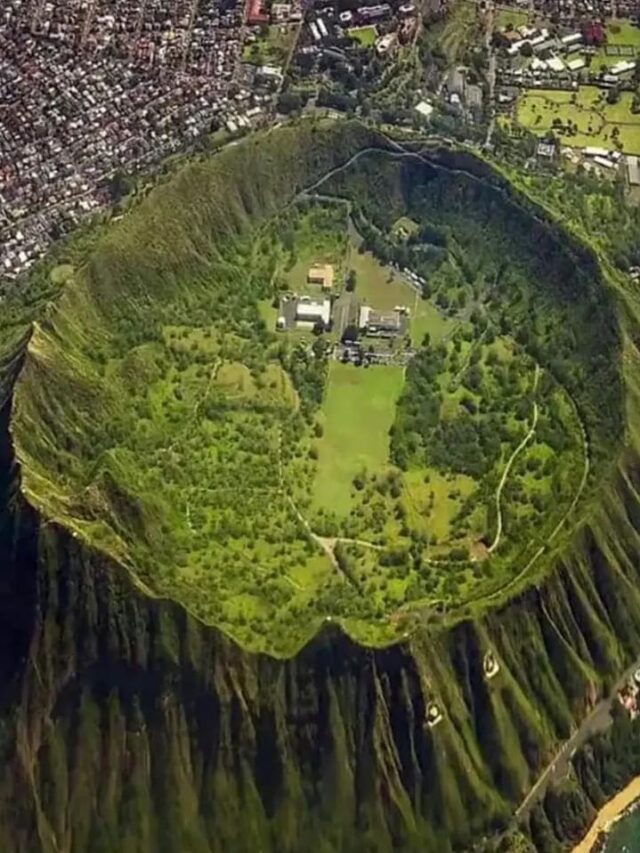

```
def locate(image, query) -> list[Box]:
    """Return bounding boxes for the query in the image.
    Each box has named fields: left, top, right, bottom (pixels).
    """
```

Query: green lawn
left=516, top=86, right=640, bottom=154
left=242, top=24, right=298, bottom=66
left=313, top=362, right=405, bottom=515
left=350, top=249, right=413, bottom=309
left=348, top=25, right=377, bottom=46
left=606, top=19, right=640, bottom=46
left=494, top=7, right=528, bottom=31
left=410, top=300, right=455, bottom=347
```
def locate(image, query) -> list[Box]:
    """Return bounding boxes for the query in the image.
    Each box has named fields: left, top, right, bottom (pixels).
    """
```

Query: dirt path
left=488, top=364, right=540, bottom=553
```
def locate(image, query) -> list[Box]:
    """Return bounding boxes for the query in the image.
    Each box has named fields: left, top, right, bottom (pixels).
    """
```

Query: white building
left=295, top=297, right=331, bottom=328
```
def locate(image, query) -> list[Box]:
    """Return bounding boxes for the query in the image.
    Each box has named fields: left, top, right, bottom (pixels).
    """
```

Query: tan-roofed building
left=307, top=263, right=334, bottom=290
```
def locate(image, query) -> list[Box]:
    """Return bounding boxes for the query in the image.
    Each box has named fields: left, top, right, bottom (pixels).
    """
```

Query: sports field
left=348, top=25, right=377, bottom=46
left=516, top=86, right=640, bottom=154
left=313, top=362, right=405, bottom=515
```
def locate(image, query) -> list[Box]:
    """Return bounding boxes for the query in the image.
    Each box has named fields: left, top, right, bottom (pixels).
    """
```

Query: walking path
left=488, top=364, right=540, bottom=553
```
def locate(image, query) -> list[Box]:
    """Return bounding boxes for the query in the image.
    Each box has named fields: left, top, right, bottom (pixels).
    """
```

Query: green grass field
left=516, top=86, right=640, bottom=154
left=348, top=25, right=377, bottom=46
left=351, top=250, right=413, bottom=309
left=494, top=7, right=528, bottom=31
left=242, top=24, right=298, bottom=66
left=606, top=18, right=640, bottom=46
left=313, top=362, right=405, bottom=515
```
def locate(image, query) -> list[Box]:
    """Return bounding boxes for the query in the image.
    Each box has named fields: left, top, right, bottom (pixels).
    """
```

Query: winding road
left=516, top=655, right=640, bottom=820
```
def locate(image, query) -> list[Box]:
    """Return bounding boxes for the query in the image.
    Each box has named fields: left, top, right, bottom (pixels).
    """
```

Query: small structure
left=415, top=100, right=434, bottom=119
left=536, top=141, right=555, bottom=160
left=307, top=263, right=334, bottom=290
left=375, top=33, right=397, bottom=56
left=483, top=651, right=500, bottom=680
left=627, top=156, right=640, bottom=186
left=426, top=701, right=443, bottom=728
left=256, top=65, right=284, bottom=87
left=567, top=57, right=586, bottom=72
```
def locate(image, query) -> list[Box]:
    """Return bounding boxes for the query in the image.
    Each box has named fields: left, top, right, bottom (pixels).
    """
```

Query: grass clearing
left=403, top=468, right=476, bottom=543
left=350, top=249, right=414, bottom=309
left=242, top=24, right=298, bottom=66
left=410, top=300, right=455, bottom=347
left=516, top=86, right=640, bottom=154
left=313, top=362, right=405, bottom=515
left=606, top=19, right=640, bottom=46
left=50, top=264, right=74, bottom=285
left=284, top=207, right=348, bottom=294
left=348, top=25, right=377, bottom=46
left=494, top=7, right=528, bottom=31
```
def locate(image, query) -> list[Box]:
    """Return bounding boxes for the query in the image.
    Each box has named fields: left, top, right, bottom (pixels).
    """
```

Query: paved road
left=516, top=657, right=640, bottom=819
left=484, top=3, right=497, bottom=148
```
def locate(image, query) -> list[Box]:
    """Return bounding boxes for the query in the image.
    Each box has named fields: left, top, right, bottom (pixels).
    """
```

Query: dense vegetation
left=3, top=119, right=640, bottom=853
left=5, top=122, right=624, bottom=655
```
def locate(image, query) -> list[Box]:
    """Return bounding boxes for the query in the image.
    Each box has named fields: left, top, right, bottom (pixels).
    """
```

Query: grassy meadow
left=313, top=362, right=405, bottom=515
left=516, top=86, right=640, bottom=154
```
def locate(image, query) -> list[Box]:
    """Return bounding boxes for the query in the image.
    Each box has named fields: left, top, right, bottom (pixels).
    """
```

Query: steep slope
left=0, top=120, right=639, bottom=852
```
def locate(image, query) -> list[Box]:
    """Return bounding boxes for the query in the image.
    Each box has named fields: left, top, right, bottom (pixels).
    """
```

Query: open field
left=403, top=468, right=477, bottom=543
left=350, top=249, right=414, bottom=309
left=242, top=24, right=298, bottom=66
left=409, top=301, right=455, bottom=347
left=313, top=362, right=405, bottom=515
left=348, top=25, right=377, bottom=46
left=516, top=86, right=640, bottom=154
left=494, top=6, right=529, bottom=30
left=435, top=0, right=477, bottom=63
left=605, top=18, right=640, bottom=46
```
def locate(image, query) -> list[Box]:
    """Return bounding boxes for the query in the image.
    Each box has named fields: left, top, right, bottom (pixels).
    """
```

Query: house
left=271, top=3, right=291, bottom=21
left=359, top=305, right=407, bottom=337
left=307, top=263, right=334, bottom=290
left=295, top=296, right=331, bottom=329
left=536, top=141, right=555, bottom=160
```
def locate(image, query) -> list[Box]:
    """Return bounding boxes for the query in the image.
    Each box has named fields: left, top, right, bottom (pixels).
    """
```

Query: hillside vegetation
left=7, top=121, right=625, bottom=655
left=2, top=119, right=640, bottom=853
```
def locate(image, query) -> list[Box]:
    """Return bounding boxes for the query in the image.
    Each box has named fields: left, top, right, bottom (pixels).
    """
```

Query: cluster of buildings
left=0, top=0, right=271, bottom=284
left=502, top=0, right=639, bottom=25
left=617, top=668, right=640, bottom=718
left=275, top=262, right=412, bottom=365
left=496, top=21, right=638, bottom=89
left=444, top=66, right=484, bottom=117
left=301, top=0, right=417, bottom=58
